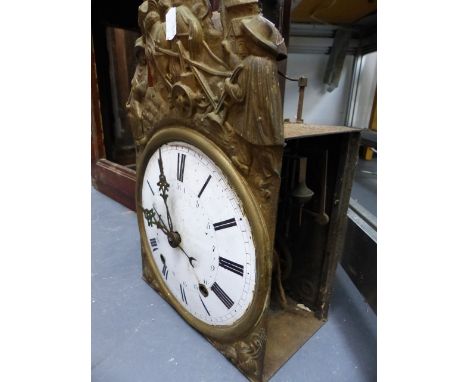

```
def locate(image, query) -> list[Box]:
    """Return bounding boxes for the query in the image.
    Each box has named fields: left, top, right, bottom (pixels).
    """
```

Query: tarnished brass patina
left=128, top=1, right=360, bottom=381
left=129, top=1, right=287, bottom=380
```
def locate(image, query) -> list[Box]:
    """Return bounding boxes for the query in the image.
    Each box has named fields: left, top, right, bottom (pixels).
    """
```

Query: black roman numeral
left=197, top=175, right=212, bottom=198
left=211, top=282, right=234, bottom=309
left=199, top=296, right=210, bottom=316
left=213, top=218, right=237, bottom=231
left=150, top=238, right=158, bottom=251
left=219, top=257, right=244, bottom=277
left=147, top=180, right=155, bottom=195
left=177, top=153, right=186, bottom=182
left=180, top=284, right=188, bottom=305
left=162, top=264, right=169, bottom=280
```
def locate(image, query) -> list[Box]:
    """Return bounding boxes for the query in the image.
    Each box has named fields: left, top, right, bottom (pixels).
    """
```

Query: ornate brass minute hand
left=157, top=148, right=174, bottom=232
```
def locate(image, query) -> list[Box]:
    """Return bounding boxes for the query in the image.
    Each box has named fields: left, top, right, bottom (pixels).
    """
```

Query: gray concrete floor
left=92, top=187, right=376, bottom=382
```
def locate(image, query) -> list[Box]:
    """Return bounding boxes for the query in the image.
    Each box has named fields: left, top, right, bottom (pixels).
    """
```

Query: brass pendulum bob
left=291, top=157, right=314, bottom=226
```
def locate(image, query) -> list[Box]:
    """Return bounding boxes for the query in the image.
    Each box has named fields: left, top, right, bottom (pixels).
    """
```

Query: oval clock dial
left=141, top=141, right=256, bottom=326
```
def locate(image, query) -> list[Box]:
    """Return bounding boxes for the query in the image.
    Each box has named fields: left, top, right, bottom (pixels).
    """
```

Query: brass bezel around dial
left=136, top=126, right=270, bottom=342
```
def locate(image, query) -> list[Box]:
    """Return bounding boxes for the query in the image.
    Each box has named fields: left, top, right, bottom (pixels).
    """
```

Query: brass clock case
left=136, top=125, right=271, bottom=342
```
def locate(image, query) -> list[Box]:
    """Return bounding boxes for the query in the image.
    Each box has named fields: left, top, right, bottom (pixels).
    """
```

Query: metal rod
left=296, top=77, right=307, bottom=122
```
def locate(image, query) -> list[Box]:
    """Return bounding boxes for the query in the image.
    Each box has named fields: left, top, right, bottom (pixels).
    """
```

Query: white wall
left=283, top=53, right=355, bottom=126
left=351, top=52, right=377, bottom=129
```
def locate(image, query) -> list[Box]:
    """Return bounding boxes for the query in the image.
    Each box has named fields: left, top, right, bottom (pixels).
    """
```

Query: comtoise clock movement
left=127, top=0, right=360, bottom=381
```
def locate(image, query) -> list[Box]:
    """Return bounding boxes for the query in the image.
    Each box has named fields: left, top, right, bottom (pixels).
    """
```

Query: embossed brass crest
left=127, top=0, right=287, bottom=234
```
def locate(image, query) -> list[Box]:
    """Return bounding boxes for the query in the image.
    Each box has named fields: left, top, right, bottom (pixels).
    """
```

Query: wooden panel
left=92, top=159, right=136, bottom=211
left=291, top=0, right=376, bottom=24
left=105, top=27, right=139, bottom=165
left=284, top=122, right=359, bottom=140
left=369, top=89, right=377, bottom=131
left=92, top=44, right=136, bottom=211
left=315, top=132, right=361, bottom=319
left=91, top=44, right=106, bottom=163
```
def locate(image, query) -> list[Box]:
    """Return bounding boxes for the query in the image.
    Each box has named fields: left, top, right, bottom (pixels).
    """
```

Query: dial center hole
left=168, top=231, right=181, bottom=248
left=199, top=284, right=209, bottom=297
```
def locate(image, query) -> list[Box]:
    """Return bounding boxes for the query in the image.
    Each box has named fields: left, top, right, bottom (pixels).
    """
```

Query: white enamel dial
left=141, top=141, right=256, bottom=326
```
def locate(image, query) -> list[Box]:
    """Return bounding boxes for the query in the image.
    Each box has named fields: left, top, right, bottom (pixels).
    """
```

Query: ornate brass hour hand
left=142, top=202, right=196, bottom=268
left=153, top=203, right=183, bottom=247
left=157, top=148, right=174, bottom=232
left=143, top=204, right=170, bottom=236
left=142, top=204, right=196, bottom=268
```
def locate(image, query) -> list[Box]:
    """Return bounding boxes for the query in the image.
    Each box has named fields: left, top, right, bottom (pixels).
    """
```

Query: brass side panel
left=263, top=309, right=325, bottom=381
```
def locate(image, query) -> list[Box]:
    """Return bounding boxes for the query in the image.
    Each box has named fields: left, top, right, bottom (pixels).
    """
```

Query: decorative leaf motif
left=143, top=208, right=158, bottom=227
left=217, top=327, right=267, bottom=380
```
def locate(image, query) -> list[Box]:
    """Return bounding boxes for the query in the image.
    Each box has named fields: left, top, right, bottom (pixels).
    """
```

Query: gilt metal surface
left=128, top=1, right=287, bottom=381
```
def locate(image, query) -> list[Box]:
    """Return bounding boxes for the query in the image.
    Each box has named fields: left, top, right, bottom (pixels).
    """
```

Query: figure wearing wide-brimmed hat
left=217, top=12, right=287, bottom=199
left=222, top=14, right=287, bottom=146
